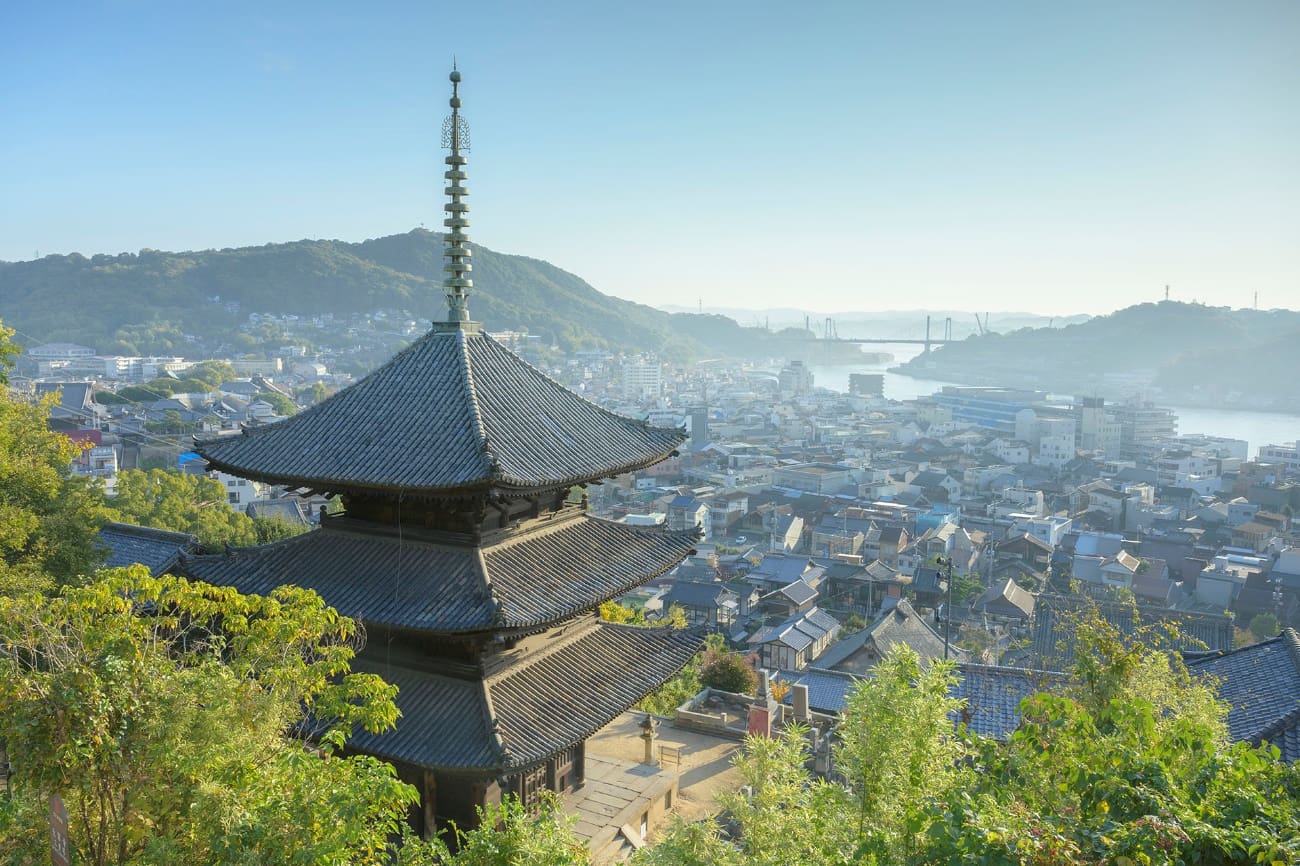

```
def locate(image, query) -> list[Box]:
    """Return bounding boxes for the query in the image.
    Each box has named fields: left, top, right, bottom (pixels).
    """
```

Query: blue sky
left=2, top=1, right=1297, bottom=314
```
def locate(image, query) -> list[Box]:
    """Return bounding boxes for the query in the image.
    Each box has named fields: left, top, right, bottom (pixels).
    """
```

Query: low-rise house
left=817, top=598, right=964, bottom=675
left=750, top=607, right=841, bottom=672
left=773, top=462, right=854, bottom=495
left=660, top=580, right=738, bottom=629
left=998, top=532, right=1054, bottom=570
left=667, top=495, right=710, bottom=535
left=971, top=577, right=1036, bottom=625
left=769, top=513, right=804, bottom=553
left=746, top=555, right=825, bottom=595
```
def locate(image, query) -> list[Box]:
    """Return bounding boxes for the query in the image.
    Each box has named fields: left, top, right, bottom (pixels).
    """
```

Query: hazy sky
left=3, top=1, right=1297, bottom=315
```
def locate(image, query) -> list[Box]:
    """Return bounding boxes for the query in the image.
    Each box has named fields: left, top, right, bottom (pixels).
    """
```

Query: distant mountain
left=0, top=230, right=765, bottom=360
left=894, top=301, right=1300, bottom=411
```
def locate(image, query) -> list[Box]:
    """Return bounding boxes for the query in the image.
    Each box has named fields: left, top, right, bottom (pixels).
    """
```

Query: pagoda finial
left=440, top=63, right=472, bottom=324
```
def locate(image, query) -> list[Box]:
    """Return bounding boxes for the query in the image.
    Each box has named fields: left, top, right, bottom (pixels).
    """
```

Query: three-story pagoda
left=179, top=67, right=701, bottom=835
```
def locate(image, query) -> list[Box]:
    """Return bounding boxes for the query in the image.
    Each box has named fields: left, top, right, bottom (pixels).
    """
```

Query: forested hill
left=895, top=301, right=1300, bottom=411
left=0, top=229, right=786, bottom=360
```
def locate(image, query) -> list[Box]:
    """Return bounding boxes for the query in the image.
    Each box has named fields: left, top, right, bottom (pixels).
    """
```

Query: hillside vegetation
left=0, top=230, right=812, bottom=362
left=895, top=301, right=1300, bottom=410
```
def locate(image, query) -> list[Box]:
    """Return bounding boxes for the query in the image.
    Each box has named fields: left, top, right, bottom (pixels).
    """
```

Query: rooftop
left=197, top=328, right=684, bottom=498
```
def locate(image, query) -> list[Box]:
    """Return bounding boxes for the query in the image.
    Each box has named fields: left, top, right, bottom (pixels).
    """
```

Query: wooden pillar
left=422, top=771, right=438, bottom=840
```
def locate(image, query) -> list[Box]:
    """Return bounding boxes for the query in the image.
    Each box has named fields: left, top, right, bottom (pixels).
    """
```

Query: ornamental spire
left=441, top=62, right=472, bottom=324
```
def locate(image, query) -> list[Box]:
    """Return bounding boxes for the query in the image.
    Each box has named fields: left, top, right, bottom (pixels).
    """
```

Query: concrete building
left=1077, top=397, right=1122, bottom=459
left=1112, top=400, right=1178, bottom=459
left=778, top=360, right=814, bottom=398
left=932, top=386, right=1044, bottom=436
left=623, top=361, right=662, bottom=401
left=1259, top=441, right=1300, bottom=476
left=773, top=462, right=854, bottom=495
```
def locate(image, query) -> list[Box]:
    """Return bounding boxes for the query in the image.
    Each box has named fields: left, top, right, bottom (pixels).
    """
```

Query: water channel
left=808, top=343, right=1300, bottom=460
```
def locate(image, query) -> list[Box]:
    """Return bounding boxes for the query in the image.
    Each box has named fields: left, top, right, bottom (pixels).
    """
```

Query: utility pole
left=936, top=555, right=955, bottom=660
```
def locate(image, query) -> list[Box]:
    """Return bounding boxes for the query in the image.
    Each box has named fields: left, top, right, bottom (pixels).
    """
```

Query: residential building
left=622, top=361, right=662, bottom=400
left=778, top=360, right=814, bottom=398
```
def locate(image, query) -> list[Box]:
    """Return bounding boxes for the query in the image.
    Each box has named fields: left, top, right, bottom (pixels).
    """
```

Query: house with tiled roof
left=1031, top=594, right=1234, bottom=670
left=750, top=607, right=841, bottom=672
left=1186, top=629, right=1300, bottom=762
left=972, top=577, right=1036, bottom=624
left=818, top=598, right=964, bottom=675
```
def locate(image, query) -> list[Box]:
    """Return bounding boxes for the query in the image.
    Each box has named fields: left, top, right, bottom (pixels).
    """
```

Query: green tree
left=840, top=612, right=868, bottom=634
left=186, top=360, right=237, bottom=388
left=397, top=794, right=588, bottom=866
left=643, top=615, right=1300, bottom=866
left=302, top=381, right=329, bottom=405
left=108, top=468, right=258, bottom=549
left=698, top=646, right=758, bottom=694
left=253, top=514, right=309, bottom=544
left=599, top=599, right=644, bottom=625
left=0, top=322, right=109, bottom=593
left=833, top=648, right=963, bottom=856
left=255, top=389, right=297, bottom=416
left=0, top=569, right=409, bottom=866
left=1249, top=611, right=1280, bottom=641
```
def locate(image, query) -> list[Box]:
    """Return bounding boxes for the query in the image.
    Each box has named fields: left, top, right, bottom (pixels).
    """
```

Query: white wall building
left=623, top=361, right=662, bottom=401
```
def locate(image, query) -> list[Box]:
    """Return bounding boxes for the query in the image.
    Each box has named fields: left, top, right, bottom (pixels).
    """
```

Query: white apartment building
left=622, top=361, right=662, bottom=401
left=1259, top=441, right=1300, bottom=476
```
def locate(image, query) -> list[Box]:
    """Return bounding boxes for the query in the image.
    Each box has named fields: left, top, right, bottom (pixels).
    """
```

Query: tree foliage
left=642, top=620, right=1300, bottom=866
left=255, top=389, right=297, bottom=416
left=396, top=794, right=588, bottom=866
left=0, top=322, right=108, bottom=593
left=0, top=569, right=409, bottom=866
left=698, top=645, right=758, bottom=695
left=108, top=468, right=260, bottom=549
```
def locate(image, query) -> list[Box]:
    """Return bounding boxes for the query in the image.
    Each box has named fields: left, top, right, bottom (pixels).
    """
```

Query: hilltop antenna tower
left=441, top=62, right=473, bottom=324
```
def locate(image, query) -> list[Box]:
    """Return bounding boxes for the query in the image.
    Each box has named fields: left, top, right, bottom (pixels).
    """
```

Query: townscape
left=9, top=268, right=1300, bottom=862
left=3, top=4, right=1299, bottom=863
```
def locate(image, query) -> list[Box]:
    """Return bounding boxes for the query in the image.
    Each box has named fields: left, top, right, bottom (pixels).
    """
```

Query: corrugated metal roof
left=349, top=621, right=703, bottom=772
left=178, top=513, right=697, bottom=633
left=196, top=330, right=683, bottom=496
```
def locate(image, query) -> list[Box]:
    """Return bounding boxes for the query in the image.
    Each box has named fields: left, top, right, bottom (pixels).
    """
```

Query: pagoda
left=179, top=67, right=701, bottom=835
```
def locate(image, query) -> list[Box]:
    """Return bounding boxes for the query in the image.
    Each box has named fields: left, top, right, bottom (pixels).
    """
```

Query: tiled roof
left=196, top=329, right=684, bottom=497
left=973, top=577, right=1036, bottom=620
left=767, top=578, right=818, bottom=606
left=752, top=607, right=840, bottom=654
left=99, top=522, right=199, bottom=574
left=662, top=580, right=733, bottom=609
left=952, top=664, right=1066, bottom=741
left=245, top=498, right=311, bottom=526
left=791, top=663, right=1066, bottom=741
left=348, top=620, right=703, bottom=772
left=179, top=512, right=696, bottom=634
left=790, top=668, right=861, bottom=714
left=818, top=599, right=964, bottom=670
left=1031, top=595, right=1234, bottom=669
left=1186, top=629, right=1300, bottom=762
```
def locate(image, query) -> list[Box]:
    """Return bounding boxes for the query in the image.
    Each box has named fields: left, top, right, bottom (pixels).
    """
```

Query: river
left=808, top=343, right=1300, bottom=460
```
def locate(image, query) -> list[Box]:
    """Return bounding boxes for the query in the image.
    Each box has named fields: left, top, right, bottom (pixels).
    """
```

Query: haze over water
left=809, top=344, right=1299, bottom=460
